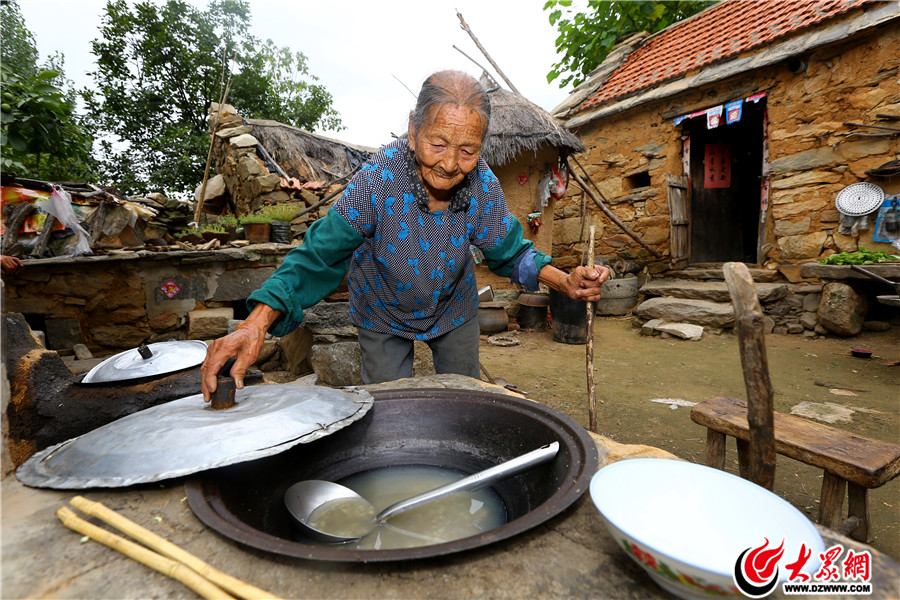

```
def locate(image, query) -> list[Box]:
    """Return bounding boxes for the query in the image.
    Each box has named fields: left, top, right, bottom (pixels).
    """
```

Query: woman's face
left=409, top=104, right=484, bottom=199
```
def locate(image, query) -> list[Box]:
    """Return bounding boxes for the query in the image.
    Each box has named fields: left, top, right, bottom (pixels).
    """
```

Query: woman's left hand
left=562, top=264, right=610, bottom=302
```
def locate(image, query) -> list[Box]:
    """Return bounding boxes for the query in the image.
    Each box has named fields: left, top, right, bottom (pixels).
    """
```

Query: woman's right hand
left=200, top=304, right=281, bottom=402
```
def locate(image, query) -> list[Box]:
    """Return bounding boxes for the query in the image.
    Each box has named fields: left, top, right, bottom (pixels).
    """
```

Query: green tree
left=83, top=0, right=342, bottom=197
left=545, top=0, right=717, bottom=88
left=0, top=0, right=95, bottom=181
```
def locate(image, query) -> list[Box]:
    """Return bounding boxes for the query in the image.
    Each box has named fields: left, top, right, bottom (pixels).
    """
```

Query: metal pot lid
left=80, top=340, right=209, bottom=384
left=16, top=382, right=373, bottom=489
left=835, top=182, right=884, bottom=216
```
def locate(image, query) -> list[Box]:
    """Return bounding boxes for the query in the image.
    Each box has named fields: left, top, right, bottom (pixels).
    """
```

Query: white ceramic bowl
left=590, top=459, right=824, bottom=600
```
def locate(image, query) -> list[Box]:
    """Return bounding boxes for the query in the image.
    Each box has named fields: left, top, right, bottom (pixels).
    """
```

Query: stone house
left=474, top=75, right=585, bottom=292
left=551, top=0, right=900, bottom=335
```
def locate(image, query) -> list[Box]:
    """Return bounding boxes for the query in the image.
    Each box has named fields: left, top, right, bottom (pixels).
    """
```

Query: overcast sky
left=19, top=0, right=577, bottom=148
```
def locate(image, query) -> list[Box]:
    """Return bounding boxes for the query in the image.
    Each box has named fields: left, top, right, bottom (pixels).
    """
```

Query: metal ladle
left=284, top=441, right=559, bottom=543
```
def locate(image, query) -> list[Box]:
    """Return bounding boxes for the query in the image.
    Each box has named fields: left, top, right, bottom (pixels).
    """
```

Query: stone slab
left=640, top=279, right=789, bottom=303
left=635, top=296, right=735, bottom=328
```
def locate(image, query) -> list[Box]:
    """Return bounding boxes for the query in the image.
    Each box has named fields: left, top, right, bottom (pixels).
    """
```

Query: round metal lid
left=80, top=340, right=209, bottom=384
left=16, top=382, right=373, bottom=489
left=835, top=182, right=884, bottom=216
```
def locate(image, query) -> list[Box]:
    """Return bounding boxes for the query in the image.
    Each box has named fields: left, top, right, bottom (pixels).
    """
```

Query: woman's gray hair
left=411, top=70, right=491, bottom=139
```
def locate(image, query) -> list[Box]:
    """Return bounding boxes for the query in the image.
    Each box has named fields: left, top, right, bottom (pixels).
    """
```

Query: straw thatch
left=480, top=75, right=586, bottom=167
left=247, top=118, right=375, bottom=182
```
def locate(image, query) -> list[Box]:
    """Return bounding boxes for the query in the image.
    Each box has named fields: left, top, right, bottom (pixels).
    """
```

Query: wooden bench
left=691, top=395, right=900, bottom=542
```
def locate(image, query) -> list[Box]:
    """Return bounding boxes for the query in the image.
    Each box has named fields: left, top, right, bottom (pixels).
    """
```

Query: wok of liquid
left=309, top=465, right=507, bottom=550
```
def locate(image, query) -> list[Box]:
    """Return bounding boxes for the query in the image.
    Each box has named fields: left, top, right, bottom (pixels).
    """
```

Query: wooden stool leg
left=819, top=471, right=846, bottom=531
left=846, top=483, right=869, bottom=542
left=736, top=439, right=750, bottom=479
left=706, top=429, right=726, bottom=470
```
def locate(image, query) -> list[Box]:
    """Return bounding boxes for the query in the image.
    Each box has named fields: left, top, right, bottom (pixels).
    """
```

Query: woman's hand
left=1, top=255, right=23, bottom=275
left=200, top=304, right=281, bottom=402
left=538, top=264, right=611, bottom=302
left=562, top=264, right=610, bottom=301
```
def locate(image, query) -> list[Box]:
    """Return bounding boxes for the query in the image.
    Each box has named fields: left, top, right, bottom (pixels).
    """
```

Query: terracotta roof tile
left=574, top=0, right=868, bottom=114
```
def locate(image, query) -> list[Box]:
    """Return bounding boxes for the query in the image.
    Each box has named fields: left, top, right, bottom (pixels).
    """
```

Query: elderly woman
left=201, top=70, right=609, bottom=398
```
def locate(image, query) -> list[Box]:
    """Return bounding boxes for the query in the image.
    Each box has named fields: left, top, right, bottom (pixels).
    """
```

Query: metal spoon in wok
left=284, top=442, right=559, bottom=543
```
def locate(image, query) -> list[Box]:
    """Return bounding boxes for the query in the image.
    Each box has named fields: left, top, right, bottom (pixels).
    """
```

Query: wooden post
left=586, top=225, right=598, bottom=432
left=723, top=262, right=776, bottom=490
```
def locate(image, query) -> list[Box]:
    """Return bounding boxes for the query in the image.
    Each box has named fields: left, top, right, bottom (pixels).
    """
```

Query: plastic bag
left=549, top=164, right=567, bottom=199
left=41, top=186, right=92, bottom=257
left=534, top=174, right=551, bottom=213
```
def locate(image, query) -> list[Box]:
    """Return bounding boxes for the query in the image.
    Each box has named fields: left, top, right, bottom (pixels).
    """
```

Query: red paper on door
left=704, top=143, right=731, bottom=189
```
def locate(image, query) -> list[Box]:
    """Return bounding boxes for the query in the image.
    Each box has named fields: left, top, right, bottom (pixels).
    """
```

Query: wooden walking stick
left=723, top=262, right=776, bottom=491
left=586, top=225, right=599, bottom=432
left=69, top=496, right=282, bottom=600
left=56, top=506, right=235, bottom=600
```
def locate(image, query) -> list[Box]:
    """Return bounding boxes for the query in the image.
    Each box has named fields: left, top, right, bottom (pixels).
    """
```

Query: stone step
left=665, top=267, right=782, bottom=282
left=635, top=297, right=734, bottom=329
left=640, top=279, right=789, bottom=304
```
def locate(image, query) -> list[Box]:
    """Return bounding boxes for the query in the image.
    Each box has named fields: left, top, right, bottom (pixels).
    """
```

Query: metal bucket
left=186, top=388, right=598, bottom=562
left=549, top=290, right=587, bottom=344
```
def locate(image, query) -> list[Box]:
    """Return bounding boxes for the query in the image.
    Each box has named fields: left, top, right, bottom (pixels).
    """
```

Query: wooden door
left=667, top=173, right=689, bottom=266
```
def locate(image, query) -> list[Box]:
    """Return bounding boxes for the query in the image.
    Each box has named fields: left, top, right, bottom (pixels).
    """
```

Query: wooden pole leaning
left=586, top=225, right=599, bottom=432
left=722, top=262, right=776, bottom=491
left=68, top=496, right=282, bottom=600
left=56, top=506, right=235, bottom=600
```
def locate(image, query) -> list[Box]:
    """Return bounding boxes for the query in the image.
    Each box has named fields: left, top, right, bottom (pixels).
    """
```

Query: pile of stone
left=130, top=193, right=193, bottom=234
left=202, top=102, right=367, bottom=243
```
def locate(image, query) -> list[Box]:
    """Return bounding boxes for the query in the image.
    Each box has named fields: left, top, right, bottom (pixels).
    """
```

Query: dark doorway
left=685, top=99, right=765, bottom=263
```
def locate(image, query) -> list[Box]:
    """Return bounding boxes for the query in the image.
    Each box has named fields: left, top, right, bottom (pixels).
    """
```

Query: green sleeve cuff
left=247, top=207, right=363, bottom=337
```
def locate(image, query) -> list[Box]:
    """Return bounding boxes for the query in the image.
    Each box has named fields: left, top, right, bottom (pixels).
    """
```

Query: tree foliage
left=0, top=0, right=94, bottom=181
left=545, top=0, right=717, bottom=88
left=83, top=0, right=342, bottom=196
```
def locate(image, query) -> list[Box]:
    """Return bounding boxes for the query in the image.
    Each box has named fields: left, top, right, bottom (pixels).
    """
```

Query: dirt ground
left=478, top=317, right=900, bottom=560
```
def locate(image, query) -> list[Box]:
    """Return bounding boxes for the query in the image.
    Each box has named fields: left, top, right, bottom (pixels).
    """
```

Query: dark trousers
left=357, top=318, right=481, bottom=384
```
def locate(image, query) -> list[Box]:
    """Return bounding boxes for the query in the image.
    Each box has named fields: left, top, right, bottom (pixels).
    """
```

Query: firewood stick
left=56, top=506, right=234, bottom=600
left=586, top=225, right=599, bottom=432
left=69, top=496, right=282, bottom=600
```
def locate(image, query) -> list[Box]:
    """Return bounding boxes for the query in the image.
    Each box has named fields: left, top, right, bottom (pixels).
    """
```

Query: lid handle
left=211, top=358, right=237, bottom=410
left=137, top=345, right=153, bottom=360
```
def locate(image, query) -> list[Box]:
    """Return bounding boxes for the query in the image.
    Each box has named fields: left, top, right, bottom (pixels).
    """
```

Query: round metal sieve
left=835, top=182, right=884, bottom=217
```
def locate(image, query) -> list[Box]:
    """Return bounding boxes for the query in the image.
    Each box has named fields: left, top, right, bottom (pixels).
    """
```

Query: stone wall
left=2, top=248, right=288, bottom=354
left=558, top=23, right=900, bottom=271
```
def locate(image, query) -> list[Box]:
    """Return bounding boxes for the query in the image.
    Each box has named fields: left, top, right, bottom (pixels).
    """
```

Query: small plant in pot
left=198, top=223, right=230, bottom=244
left=216, top=214, right=240, bottom=241
left=239, top=213, right=272, bottom=244
left=174, top=228, right=203, bottom=245
left=260, top=203, right=300, bottom=244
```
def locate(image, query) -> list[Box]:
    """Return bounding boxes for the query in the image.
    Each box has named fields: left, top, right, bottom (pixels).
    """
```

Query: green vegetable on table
left=819, top=247, right=900, bottom=265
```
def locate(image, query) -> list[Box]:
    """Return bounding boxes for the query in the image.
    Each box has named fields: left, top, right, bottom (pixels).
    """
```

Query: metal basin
left=186, top=388, right=598, bottom=562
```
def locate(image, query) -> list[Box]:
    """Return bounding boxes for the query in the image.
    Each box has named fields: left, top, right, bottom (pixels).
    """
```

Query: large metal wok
left=185, top=388, right=599, bottom=562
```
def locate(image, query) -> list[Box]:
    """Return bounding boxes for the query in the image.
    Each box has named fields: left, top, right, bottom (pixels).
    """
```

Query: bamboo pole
left=456, top=11, right=521, bottom=95
left=586, top=225, right=599, bottom=432
left=722, top=262, right=776, bottom=491
left=194, top=72, right=233, bottom=225
left=56, top=506, right=234, bottom=600
left=69, top=496, right=282, bottom=600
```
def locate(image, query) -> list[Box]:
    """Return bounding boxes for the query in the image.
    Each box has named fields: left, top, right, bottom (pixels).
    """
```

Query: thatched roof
left=247, top=118, right=375, bottom=182
left=480, top=75, right=586, bottom=167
